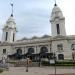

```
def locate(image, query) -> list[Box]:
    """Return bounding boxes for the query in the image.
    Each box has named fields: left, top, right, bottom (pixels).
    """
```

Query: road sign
left=50, top=59, right=55, bottom=64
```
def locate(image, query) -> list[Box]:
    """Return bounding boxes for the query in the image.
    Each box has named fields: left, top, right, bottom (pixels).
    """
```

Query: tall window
left=6, top=32, right=8, bottom=41
left=13, top=33, right=15, bottom=42
left=57, top=44, right=63, bottom=51
left=71, top=44, right=75, bottom=50
left=56, top=24, right=60, bottom=34
left=3, top=49, right=6, bottom=54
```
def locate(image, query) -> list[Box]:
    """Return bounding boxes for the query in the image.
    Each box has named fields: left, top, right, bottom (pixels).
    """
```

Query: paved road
left=0, top=67, right=75, bottom=75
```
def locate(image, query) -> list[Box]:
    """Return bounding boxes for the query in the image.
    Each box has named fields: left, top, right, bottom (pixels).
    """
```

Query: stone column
left=25, top=47, right=28, bottom=53
left=47, top=45, right=50, bottom=53
left=34, top=46, right=37, bottom=54
left=50, top=44, right=52, bottom=53
left=23, top=47, right=26, bottom=54
left=37, top=46, right=40, bottom=53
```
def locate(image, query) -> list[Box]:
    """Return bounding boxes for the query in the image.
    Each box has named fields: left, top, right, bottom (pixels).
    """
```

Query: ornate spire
left=54, top=0, right=57, bottom=6
left=10, top=3, right=13, bottom=17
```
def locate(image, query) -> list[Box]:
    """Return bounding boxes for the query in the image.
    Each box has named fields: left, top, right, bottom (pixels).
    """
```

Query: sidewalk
left=0, top=67, right=75, bottom=75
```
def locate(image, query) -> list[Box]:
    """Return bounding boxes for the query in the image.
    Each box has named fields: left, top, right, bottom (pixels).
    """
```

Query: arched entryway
left=27, top=48, right=35, bottom=60
left=16, top=49, right=22, bottom=55
left=58, top=54, right=64, bottom=60
left=16, top=48, right=22, bottom=59
left=8, top=48, right=22, bottom=60
left=40, top=46, right=48, bottom=61
left=28, top=48, right=34, bottom=54
left=40, top=46, right=48, bottom=53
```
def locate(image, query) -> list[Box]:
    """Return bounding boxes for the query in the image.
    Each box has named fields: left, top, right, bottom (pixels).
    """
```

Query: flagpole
left=54, top=0, right=57, bottom=6
left=11, top=3, right=13, bottom=16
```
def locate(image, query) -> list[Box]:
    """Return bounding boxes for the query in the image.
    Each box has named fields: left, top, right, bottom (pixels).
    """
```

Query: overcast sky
left=0, top=0, right=75, bottom=40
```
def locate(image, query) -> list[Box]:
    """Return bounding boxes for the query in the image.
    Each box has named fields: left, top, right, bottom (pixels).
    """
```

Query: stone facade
left=0, top=4, right=75, bottom=61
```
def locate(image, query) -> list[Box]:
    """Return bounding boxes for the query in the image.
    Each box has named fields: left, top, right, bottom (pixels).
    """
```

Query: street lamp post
left=26, top=58, right=29, bottom=72
left=49, top=53, right=56, bottom=75
left=54, top=53, right=56, bottom=75
left=2, top=54, right=6, bottom=68
left=39, top=53, right=41, bottom=67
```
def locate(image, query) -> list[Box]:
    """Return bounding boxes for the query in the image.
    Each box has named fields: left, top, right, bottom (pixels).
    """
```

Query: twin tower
left=1, top=3, right=66, bottom=43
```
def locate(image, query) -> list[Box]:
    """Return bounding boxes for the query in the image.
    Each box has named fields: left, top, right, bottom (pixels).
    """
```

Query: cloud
left=15, top=1, right=51, bottom=40
left=0, top=0, right=54, bottom=40
left=0, top=0, right=75, bottom=40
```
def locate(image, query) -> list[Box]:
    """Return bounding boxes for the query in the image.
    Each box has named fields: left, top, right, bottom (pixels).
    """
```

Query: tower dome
left=51, top=4, right=64, bottom=21
left=4, top=15, right=16, bottom=29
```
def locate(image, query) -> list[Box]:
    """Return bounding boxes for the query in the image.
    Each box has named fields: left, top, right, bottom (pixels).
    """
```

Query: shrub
left=0, top=69, right=3, bottom=73
left=7, top=60, right=17, bottom=64
left=41, top=61, right=50, bottom=66
left=41, top=60, right=75, bottom=66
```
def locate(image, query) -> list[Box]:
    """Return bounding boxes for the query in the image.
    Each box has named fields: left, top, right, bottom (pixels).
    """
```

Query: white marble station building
left=0, top=3, right=75, bottom=61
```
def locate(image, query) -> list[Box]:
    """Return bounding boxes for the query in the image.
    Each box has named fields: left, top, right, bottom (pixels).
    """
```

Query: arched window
left=40, top=46, right=48, bottom=53
left=72, top=53, right=75, bottom=60
left=16, top=49, right=22, bottom=55
left=28, top=48, right=34, bottom=54
left=58, top=54, right=64, bottom=60
left=71, top=44, right=75, bottom=50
